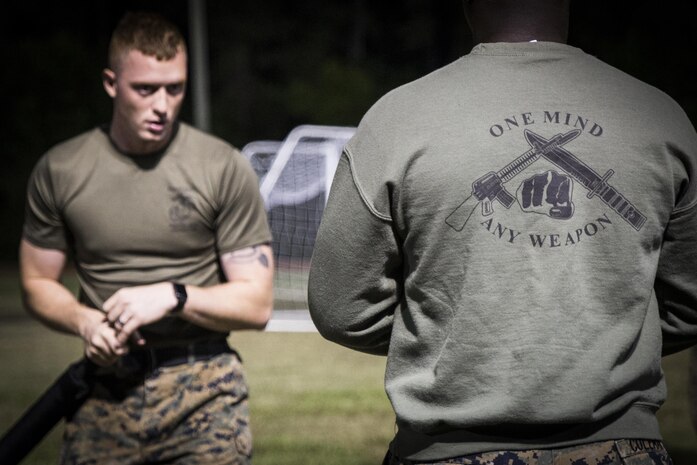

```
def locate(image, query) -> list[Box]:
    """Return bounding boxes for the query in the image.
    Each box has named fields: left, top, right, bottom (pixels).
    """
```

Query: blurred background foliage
left=0, top=0, right=695, bottom=261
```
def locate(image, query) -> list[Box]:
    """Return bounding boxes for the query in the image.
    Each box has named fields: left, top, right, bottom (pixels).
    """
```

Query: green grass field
left=0, top=322, right=394, bottom=465
left=0, top=267, right=695, bottom=464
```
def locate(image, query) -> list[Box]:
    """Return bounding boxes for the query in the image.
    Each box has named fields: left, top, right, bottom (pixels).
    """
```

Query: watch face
left=172, top=283, right=187, bottom=313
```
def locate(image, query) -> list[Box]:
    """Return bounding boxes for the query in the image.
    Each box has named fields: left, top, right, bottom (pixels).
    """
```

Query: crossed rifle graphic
left=444, top=129, right=647, bottom=232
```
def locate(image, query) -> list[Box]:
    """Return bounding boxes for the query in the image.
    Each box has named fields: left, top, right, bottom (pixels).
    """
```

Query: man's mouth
left=147, top=120, right=167, bottom=134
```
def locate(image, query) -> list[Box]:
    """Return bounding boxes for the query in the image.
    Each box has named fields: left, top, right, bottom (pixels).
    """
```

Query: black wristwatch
left=171, top=282, right=187, bottom=314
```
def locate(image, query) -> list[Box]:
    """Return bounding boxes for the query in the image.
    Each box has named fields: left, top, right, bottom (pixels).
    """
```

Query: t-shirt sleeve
left=214, top=150, right=272, bottom=254
left=22, top=155, right=68, bottom=251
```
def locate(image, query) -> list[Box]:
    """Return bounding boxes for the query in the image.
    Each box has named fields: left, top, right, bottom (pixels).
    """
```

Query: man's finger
left=116, top=319, right=141, bottom=346
left=86, top=346, right=117, bottom=367
left=100, top=327, right=126, bottom=355
left=131, top=330, right=146, bottom=346
left=103, top=290, right=128, bottom=318
left=106, top=304, right=126, bottom=326
left=102, top=294, right=116, bottom=312
left=110, top=313, right=130, bottom=330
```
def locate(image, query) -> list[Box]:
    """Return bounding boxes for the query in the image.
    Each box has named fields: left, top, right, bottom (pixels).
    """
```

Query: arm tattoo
left=225, top=246, right=270, bottom=268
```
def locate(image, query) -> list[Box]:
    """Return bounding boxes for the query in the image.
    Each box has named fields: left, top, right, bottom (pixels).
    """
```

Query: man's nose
left=152, top=87, right=168, bottom=116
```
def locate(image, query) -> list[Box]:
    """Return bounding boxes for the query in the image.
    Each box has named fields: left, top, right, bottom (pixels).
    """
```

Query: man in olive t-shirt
left=20, top=12, right=272, bottom=465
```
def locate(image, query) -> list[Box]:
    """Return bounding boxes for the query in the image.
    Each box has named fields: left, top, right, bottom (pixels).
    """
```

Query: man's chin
left=144, top=127, right=168, bottom=139
left=140, top=127, right=172, bottom=143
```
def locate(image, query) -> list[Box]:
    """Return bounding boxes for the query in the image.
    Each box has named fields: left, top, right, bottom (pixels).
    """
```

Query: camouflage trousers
left=60, top=351, right=252, bottom=465
left=385, top=439, right=673, bottom=465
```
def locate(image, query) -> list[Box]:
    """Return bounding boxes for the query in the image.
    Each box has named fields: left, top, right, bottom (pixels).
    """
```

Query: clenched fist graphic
left=517, top=170, right=574, bottom=219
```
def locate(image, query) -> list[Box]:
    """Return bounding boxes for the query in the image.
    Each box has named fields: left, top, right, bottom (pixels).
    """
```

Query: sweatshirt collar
left=470, top=41, right=584, bottom=57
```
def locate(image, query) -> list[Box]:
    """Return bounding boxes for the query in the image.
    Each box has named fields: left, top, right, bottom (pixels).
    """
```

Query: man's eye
left=166, top=84, right=184, bottom=96
left=135, top=85, right=157, bottom=96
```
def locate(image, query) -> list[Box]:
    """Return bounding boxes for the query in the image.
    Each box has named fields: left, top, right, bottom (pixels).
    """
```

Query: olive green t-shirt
left=24, top=123, right=271, bottom=345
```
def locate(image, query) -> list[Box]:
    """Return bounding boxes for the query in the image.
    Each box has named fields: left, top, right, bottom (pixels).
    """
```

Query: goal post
left=242, top=125, right=356, bottom=332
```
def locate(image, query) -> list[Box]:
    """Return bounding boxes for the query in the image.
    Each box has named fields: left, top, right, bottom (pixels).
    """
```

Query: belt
left=124, top=338, right=234, bottom=370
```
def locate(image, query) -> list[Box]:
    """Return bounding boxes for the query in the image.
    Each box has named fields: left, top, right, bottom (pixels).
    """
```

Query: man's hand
left=104, top=282, right=178, bottom=345
left=78, top=308, right=128, bottom=366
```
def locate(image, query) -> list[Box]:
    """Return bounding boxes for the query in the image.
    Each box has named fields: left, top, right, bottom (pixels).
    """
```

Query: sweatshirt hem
left=391, top=405, right=661, bottom=461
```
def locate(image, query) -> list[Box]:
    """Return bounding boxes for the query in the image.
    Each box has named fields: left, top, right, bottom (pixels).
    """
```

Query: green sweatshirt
left=308, top=42, right=697, bottom=460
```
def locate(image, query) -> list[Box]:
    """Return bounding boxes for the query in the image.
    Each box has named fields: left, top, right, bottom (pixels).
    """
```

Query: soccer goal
left=242, top=125, right=356, bottom=332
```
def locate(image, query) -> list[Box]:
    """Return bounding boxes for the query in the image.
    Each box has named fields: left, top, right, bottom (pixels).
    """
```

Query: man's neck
left=109, top=121, right=174, bottom=156
left=466, top=0, right=569, bottom=45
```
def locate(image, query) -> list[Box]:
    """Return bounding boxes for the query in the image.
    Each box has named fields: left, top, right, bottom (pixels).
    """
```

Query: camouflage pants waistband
left=386, top=439, right=672, bottom=465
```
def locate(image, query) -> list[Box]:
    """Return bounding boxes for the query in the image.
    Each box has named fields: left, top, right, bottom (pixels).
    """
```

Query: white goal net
left=242, top=125, right=356, bottom=331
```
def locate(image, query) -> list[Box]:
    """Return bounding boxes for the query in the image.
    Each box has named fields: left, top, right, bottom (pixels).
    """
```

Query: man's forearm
left=20, top=239, right=127, bottom=365
left=174, top=244, right=275, bottom=332
left=178, top=280, right=273, bottom=331
left=103, top=245, right=274, bottom=344
left=24, top=276, right=131, bottom=365
left=22, top=276, right=100, bottom=337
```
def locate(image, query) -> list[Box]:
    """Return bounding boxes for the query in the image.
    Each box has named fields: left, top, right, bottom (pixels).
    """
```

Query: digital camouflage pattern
left=387, top=440, right=673, bottom=465
left=60, top=352, right=252, bottom=465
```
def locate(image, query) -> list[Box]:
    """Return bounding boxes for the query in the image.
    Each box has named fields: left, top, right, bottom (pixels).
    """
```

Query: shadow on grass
left=255, top=441, right=385, bottom=465
left=666, top=446, right=697, bottom=465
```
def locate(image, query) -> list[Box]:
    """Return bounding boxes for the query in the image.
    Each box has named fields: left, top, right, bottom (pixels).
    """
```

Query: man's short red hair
left=108, top=11, right=187, bottom=70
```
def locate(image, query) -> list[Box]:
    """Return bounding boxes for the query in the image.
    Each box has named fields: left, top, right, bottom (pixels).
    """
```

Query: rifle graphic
left=524, top=130, right=646, bottom=230
left=445, top=129, right=581, bottom=231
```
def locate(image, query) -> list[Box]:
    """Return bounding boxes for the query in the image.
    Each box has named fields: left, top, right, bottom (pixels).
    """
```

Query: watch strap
left=171, top=282, right=187, bottom=314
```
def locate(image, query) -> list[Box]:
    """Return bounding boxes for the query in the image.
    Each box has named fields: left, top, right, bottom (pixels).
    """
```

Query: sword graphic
left=524, top=129, right=646, bottom=231
left=445, top=129, right=581, bottom=231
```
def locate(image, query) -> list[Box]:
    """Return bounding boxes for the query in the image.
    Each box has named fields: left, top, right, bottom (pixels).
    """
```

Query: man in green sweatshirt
left=308, top=1, right=696, bottom=463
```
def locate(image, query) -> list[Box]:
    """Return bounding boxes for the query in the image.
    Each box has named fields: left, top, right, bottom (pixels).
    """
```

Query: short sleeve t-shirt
left=23, top=123, right=272, bottom=345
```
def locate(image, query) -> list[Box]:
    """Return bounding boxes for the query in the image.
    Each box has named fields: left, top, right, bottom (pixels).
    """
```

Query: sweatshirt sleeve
left=657, top=201, right=697, bottom=356
left=657, top=121, right=697, bottom=356
left=308, top=154, right=401, bottom=356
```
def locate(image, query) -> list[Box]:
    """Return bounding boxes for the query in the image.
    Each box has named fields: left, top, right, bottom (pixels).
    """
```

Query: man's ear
left=102, top=68, right=117, bottom=98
